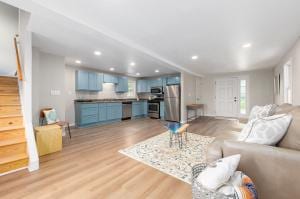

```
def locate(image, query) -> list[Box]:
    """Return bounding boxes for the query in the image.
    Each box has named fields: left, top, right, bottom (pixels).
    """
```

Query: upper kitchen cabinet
left=116, top=76, right=128, bottom=93
left=103, top=74, right=118, bottom=84
left=89, top=73, right=103, bottom=91
left=137, top=79, right=149, bottom=93
left=76, top=70, right=103, bottom=91
left=166, top=76, right=181, bottom=85
left=149, top=77, right=163, bottom=87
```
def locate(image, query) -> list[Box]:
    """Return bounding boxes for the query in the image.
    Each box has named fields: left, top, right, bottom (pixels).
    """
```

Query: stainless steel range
left=148, top=98, right=163, bottom=119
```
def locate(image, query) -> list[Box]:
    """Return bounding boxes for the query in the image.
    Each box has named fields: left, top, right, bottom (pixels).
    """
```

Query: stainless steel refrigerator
left=164, top=85, right=181, bottom=122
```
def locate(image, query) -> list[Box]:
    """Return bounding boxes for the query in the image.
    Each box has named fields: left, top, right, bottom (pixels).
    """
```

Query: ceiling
left=3, top=0, right=300, bottom=76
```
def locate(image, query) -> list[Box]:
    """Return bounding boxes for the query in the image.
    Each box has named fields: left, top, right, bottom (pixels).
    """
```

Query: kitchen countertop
left=74, top=99, right=148, bottom=103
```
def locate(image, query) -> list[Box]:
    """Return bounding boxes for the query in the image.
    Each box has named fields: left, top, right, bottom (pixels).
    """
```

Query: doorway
left=215, top=77, right=247, bottom=117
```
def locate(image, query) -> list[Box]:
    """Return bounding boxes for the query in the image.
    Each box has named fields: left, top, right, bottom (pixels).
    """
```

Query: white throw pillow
left=239, top=114, right=292, bottom=145
left=248, top=104, right=277, bottom=121
left=197, top=154, right=241, bottom=191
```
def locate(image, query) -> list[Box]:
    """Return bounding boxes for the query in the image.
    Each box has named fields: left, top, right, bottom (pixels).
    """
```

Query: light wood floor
left=0, top=117, right=241, bottom=199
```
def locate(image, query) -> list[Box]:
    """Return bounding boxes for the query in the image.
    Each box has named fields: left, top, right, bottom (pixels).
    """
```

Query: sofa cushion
left=278, top=107, right=300, bottom=150
left=239, top=114, right=292, bottom=145
left=248, top=104, right=277, bottom=121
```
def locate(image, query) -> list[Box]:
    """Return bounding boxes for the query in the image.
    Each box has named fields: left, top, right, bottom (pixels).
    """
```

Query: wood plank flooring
left=0, top=117, right=241, bottom=199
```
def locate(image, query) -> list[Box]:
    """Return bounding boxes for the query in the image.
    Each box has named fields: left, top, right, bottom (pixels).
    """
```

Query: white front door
left=215, top=78, right=239, bottom=117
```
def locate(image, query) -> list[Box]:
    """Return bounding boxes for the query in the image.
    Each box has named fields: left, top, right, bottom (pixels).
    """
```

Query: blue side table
left=164, top=122, right=189, bottom=149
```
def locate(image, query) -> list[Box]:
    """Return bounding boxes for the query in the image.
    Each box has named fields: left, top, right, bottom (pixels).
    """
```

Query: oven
left=151, top=87, right=163, bottom=95
left=148, top=102, right=160, bottom=119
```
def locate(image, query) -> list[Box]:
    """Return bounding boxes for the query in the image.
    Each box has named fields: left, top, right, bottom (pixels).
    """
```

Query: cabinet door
left=107, top=103, right=122, bottom=120
left=98, top=103, right=107, bottom=122
left=167, top=76, right=180, bottom=85
left=88, top=72, right=98, bottom=91
left=137, top=80, right=146, bottom=93
left=76, top=70, right=89, bottom=90
left=97, top=73, right=103, bottom=91
left=160, top=101, right=165, bottom=119
left=151, top=78, right=163, bottom=87
left=143, top=101, right=148, bottom=115
left=103, top=74, right=118, bottom=83
left=116, top=76, right=128, bottom=93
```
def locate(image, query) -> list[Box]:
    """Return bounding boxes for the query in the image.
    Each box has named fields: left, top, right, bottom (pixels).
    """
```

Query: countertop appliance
left=164, top=85, right=180, bottom=122
left=151, top=86, right=163, bottom=95
left=148, top=98, right=163, bottom=119
left=122, top=101, right=132, bottom=120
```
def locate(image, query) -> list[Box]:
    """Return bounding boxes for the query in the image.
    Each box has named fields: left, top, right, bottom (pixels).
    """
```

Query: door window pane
left=240, top=80, right=247, bottom=114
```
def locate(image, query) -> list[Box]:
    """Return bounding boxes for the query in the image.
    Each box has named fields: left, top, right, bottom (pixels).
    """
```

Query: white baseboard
left=0, top=167, right=27, bottom=176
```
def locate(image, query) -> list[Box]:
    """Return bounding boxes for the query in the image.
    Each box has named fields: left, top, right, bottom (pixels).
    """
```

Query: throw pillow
left=43, top=109, right=59, bottom=124
left=239, top=114, right=292, bottom=145
left=218, top=171, right=258, bottom=199
left=248, top=104, right=277, bottom=121
left=196, top=154, right=241, bottom=191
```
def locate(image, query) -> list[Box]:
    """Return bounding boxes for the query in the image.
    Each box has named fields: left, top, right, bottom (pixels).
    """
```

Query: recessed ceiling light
left=130, top=62, right=136, bottom=66
left=155, top=69, right=159, bottom=73
left=94, top=51, right=102, bottom=56
left=242, top=43, right=252, bottom=48
left=75, top=60, right=81, bottom=64
left=136, top=72, right=140, bottom=76
left=191, top=55, right=198, bottom=60
left=109, top=67, right=115, bottom=71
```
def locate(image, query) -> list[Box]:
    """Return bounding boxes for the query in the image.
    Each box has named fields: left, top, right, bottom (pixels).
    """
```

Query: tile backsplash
left=76, top=83, right=134, bottom=99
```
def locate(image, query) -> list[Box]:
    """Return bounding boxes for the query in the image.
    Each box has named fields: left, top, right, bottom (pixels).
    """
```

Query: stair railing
left=14, top=34, right=23, bottom=81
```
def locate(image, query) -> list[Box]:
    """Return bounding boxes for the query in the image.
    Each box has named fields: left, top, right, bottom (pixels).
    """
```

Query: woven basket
left=192, top=163, right=235, bottom=199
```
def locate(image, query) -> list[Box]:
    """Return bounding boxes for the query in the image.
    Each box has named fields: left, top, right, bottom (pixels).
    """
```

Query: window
left=240, top=80, right=247, bottom=115
left=127, top=80, right=136, bottom=98
left=283, top=62, right=292, bottom=104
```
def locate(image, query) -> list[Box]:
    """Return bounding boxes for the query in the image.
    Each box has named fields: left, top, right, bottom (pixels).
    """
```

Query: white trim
left=0, top=167, right=27, bottom=177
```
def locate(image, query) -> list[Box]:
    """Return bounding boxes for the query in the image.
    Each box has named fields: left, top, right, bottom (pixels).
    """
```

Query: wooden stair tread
left=0, top=126, right=24, bottom=132
left=0, top=115, right=22, bottom=119
left=0, top=153, right=27, bottom=165
left=0, top=103, right=21, bottom=106
left=0, top=136, right=26, bottom=147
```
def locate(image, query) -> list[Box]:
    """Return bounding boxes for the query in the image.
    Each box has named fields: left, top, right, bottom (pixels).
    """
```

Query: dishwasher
left=122, top=101, right=132, bottom=120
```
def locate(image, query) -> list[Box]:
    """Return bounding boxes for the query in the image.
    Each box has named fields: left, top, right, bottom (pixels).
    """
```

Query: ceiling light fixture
left=109, top=67, right=115, bottom=71
left=242, top=43, right=252, bottom=48
left=155, top=69, right=159, bottom=73
left=191, top=55, right=198, bottom=60
left=130, top=62, right=136, bottom=66
left=136, top=72, right=140, bottom=76
left=94, top=51, right=102, bottom=56
left=75, top=60, right=81, bottom=64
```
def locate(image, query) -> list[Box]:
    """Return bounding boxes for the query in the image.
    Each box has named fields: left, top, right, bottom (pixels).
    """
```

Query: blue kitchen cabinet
left=98, top=103, right=107, bottom=122
left=76, top=103, right=99, bottom=126
left=116, top=76, right=128, bottom=93
left=76, top=70, right=103, bottom=91
left=160, top=101, right=165, bottom=119
left=76, top=70, right=89, bottom=90
left=166, top=76, right=181, bottom=85
left=88, top=73, right=103, bottom=91
left=150, top=78, right=163, bottom=87
left=137, top=79, right=149, bottom=93
left=103, top=74, right=118, bottom=84
left=162, top=77, right=167, bottom=87
left=132, top=101, right=147, bottom=117
left=106, top=103, right=122, bottom=120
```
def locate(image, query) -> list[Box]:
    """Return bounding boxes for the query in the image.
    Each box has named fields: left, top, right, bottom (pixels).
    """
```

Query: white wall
left=180, top=72, right=200, bottom=123
left=32, top=49, right=66, bottom=125
left=0, top=2, right=19, bottom=75
left=200, top=69, right=274, bottom=116
left=274, top=38, right=300, bottom=105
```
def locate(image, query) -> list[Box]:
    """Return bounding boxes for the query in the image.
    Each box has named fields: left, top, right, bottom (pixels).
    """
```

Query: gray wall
left=32, top=49, right=66, bottom=125
left=0, top=2, right=19, bottom=75
left=274, top=38, right=300, bottom=105
left=200, top=69, right=274, bottom=116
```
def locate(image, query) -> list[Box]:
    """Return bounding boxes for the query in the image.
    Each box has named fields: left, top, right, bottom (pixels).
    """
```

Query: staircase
left=0, top=76, right=28, bottom=174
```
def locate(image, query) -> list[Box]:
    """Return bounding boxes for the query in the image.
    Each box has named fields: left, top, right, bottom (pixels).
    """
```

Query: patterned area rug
left=119, top=132, right=215, bottom=184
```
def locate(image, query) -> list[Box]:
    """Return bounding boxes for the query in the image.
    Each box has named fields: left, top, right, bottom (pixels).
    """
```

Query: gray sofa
left=206, top=104, right=300, bottom=199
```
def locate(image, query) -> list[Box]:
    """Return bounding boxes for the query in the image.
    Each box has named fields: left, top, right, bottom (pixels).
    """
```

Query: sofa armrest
left=221, top=140, right=300, bottom=199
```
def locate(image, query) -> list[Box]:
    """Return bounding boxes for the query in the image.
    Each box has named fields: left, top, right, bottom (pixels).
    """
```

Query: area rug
left=118, top=132, right=215, bottom=184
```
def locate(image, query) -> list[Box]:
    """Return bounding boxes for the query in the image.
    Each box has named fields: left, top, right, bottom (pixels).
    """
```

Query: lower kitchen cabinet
left=132, top=101, right=147, bottom=117
left=75, top=102, right=122, bottom=127
left=160, top=101, right=165, bottom=119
